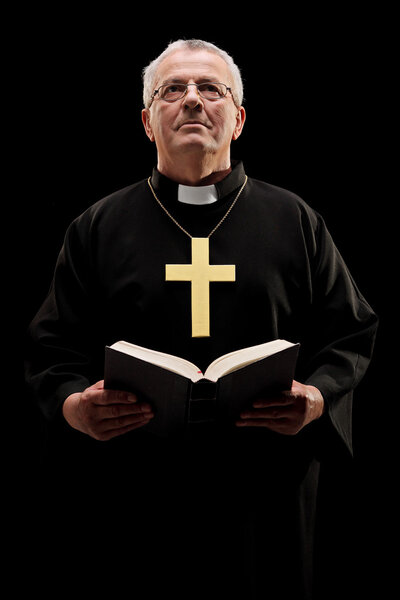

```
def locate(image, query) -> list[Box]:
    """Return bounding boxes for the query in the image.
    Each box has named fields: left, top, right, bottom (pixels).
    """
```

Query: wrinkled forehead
left=154, top=49, right=232, bottom=87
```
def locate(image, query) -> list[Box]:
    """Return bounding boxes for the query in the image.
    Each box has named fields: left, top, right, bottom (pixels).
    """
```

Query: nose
left=183, top=84, right=203, bottom=110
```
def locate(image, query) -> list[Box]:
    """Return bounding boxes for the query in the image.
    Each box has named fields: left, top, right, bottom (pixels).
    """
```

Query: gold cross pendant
left=165, top=237, right=236, bottom=337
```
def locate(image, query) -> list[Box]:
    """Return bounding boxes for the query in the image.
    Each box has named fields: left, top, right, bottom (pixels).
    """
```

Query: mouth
left=178, top=120, right=209, bottom=129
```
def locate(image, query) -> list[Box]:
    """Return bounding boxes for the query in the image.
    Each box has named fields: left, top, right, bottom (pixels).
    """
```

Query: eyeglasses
left=150, top=82, right=233, bottom=105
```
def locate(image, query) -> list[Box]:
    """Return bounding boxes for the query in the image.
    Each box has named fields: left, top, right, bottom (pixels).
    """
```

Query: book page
left=109, top=341, right=203, bottom=382
left=204, top=339, right=295, bottom=381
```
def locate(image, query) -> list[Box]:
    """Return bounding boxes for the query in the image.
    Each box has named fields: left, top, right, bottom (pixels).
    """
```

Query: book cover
left=104, top=340, right=300, bottom=437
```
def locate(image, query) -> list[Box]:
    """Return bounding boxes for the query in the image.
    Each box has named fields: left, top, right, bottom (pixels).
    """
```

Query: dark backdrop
left=19, top=10, right=393, bottom=597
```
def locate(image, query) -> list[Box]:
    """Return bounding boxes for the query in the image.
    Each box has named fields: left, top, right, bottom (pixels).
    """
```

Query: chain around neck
left=147, top=175, right=248, bottom=239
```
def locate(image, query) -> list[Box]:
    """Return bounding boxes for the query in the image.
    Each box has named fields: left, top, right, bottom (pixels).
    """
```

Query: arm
left=238, top=212, right=378, bottom=447
left=25, top=218, right=102, bottom=421
left=298, top=216, right=378, bottom=450
left=25, top=215, right=153, bottom=437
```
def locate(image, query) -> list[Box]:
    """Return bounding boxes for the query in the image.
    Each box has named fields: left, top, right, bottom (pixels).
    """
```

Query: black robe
left=25, top=161, right=378, bottom=599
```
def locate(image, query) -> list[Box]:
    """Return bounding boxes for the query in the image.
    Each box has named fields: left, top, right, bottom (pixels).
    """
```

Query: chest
left=93, top=200, right=313, bottom=353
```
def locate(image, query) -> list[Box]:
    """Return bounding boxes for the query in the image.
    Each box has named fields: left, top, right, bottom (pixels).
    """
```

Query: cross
left=165, top=237, right=236, bottom=337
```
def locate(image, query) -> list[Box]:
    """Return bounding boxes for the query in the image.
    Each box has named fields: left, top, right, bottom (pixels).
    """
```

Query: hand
left=236, top=380, right=324, bottom=435
left=62, top=380, right=155, bottom=441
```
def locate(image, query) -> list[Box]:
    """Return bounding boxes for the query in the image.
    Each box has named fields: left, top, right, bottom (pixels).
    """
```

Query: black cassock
left=25, top=162, right=377, bottom=599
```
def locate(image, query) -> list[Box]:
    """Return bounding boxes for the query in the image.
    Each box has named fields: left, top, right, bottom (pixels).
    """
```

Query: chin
left=176, top=135, right=218, bottom=154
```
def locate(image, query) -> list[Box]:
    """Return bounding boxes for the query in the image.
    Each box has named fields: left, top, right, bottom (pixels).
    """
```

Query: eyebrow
left=160, top=77, right=220, bottom=85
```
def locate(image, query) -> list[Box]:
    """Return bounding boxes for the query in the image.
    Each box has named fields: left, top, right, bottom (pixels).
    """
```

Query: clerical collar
left=150, top=160, right=246, bottom=203
left=178, top=184, right=218, bottom=205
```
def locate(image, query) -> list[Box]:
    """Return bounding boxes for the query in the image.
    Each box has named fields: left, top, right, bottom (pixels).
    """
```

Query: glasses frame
left=149, top=82, right=233, bottom=107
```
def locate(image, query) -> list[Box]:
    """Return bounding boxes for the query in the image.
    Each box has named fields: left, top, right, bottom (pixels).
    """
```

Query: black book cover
left=104, top=343, right=300, bottom=437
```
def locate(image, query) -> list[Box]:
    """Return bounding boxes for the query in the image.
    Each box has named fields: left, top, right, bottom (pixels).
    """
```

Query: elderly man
left=26, top=39, right=377, bottom=599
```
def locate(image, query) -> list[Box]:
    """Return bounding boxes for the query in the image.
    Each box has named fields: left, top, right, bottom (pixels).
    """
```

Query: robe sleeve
left=299, top=213, right=378, bottom=454
left=25, top=216, right=103, bottom=420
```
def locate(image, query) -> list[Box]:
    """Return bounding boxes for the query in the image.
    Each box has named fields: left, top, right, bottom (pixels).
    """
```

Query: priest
left=25, top=39, right=378, bottom=599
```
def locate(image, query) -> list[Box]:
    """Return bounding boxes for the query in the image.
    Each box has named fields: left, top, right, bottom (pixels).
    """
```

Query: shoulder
left=58, top=178, right=151, bottom=254
left=66, top=178, right=150, bottom=233
left=84, top=178, right=149, bottom=221
left=246, top=175, right=320, bottom=228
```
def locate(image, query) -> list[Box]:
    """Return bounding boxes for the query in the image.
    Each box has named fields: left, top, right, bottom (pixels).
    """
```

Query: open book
left=104, top=339, right=300, bottom=437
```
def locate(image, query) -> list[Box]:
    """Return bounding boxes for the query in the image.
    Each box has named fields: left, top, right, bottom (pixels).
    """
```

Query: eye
left=166, top=85, right=183, bottom=93
left=160, top=84, right=186, bottom=99
left=203, top=84, right=220, bottom=92
left=198, top=83, right=225, bottom=99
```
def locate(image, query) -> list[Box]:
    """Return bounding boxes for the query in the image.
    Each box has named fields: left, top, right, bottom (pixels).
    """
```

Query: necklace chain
left=147, top=175, right=248, bottom=239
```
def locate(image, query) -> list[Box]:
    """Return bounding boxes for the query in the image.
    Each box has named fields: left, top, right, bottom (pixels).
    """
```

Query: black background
left=19, top=7, right=393, bottom=596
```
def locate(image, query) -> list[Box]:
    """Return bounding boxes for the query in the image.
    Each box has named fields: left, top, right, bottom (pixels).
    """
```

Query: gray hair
left=142, top=39, right=244, bottom=108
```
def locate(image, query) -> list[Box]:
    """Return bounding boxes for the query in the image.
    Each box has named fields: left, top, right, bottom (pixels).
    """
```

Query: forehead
left=155, top=49, right=231, bottom=84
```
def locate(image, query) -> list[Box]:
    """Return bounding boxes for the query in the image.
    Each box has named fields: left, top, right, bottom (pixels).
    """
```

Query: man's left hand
left=236, top=380, right=325, bottom=435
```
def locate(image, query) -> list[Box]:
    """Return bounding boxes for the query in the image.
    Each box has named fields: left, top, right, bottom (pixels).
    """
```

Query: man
left=25, top=39, right=378, bottom=599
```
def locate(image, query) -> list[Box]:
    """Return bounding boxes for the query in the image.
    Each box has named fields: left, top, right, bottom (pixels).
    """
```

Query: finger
left=97, top=410, right=154, bottom=434
left=236, top=418, right=288, bottom=429
left=237, top=418, right=301, bottom=436
left=252, top=394, right=294, bottom=409
left=100, top=402, right=154, bottom=421
left=240, top=407, right=287, bottom=420
left=84, top=388, right=140, bottom=406
left=97, top=416, right=154, bottom=441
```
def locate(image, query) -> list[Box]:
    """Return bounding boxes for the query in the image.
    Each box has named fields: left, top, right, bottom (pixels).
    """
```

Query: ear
left=141, top=108, right=155, bottom=142
left=232, top=106, right=246, bottom=141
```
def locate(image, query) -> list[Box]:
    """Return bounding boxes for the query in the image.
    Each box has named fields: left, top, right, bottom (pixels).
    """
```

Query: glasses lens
left=159, top=84, right=187, bottom=101
left=198, top=83, right=227, bottom=99
left=158, top=82, right=228, bottom=102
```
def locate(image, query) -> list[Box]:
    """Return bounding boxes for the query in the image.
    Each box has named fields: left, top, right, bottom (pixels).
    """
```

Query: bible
left=104, top=339, right=300, bottom=437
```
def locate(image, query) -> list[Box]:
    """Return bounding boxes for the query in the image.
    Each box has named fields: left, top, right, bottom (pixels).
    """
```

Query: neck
left=157, top=152, right=232, bottom=186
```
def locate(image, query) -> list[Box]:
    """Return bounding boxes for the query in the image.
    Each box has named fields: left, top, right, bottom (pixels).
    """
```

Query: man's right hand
left=62, top=380, right=154, bottom=441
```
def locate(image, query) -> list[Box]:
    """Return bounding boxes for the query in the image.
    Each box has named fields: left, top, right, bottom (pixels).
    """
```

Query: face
left=142, top=49, right=246, bottom=169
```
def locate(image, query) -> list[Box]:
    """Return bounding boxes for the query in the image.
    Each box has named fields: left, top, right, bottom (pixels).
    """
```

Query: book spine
left=187, top=380, right=218, bottom=424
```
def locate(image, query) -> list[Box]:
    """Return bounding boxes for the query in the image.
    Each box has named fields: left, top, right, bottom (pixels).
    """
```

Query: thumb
left=87, top=379, right=105, bottom=391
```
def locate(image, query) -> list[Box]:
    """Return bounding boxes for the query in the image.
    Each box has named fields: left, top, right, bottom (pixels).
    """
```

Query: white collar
left=178, top=183, right=218, bottom=205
